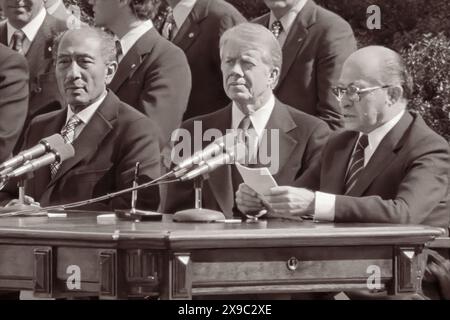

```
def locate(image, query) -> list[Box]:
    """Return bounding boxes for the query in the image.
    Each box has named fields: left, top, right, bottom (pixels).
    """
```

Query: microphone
left=4, top=141, right=75, bottom=180
left=172, top=132, right=238, bottom=176
left=0, top=134, right=65, bottom=173
left=180, top=142, right=246, bottom=181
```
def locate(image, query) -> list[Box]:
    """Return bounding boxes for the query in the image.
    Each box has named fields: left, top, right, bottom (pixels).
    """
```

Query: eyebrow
left=57, top=53, right=95, bottom=59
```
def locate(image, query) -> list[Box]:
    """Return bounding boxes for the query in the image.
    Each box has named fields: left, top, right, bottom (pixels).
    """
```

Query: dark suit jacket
left=0, top=91, right=161, bottom=211
left=295, top=111, right=450, bottom=229
left=109, top=28, right=191, bottom=146
left=0, top=44, right=28, bottom=162
left=170, top=0, right=246, bottom=121
left=0, top=14, right=67, bottom=153
left=254, top=0, right=357, bottom=130
left=162, top=98, right=330, bottom=217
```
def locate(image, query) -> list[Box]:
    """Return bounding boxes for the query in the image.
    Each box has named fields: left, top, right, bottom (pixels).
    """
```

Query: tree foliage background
left=65, top=0, right=449, bottom=141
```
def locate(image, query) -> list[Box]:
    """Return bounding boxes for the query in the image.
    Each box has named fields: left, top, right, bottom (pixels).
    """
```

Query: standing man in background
left=161, top=0, right=246, bottom=121
left=89, top=0, right=191, bottom=146
left=0, top=43, right=28, bottom=163
left=254, top=0, right=357, bottom=130
left=0, top=0, right=67, bottom=153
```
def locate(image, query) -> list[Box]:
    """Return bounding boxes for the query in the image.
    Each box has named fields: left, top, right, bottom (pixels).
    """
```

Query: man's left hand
left=263, top=187, right=315, bottom=216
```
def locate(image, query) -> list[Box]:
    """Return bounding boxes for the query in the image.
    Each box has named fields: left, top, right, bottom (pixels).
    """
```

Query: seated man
left=0, top=26, right=161, bottom=211
left=162, top=23, right=329, bottom=218
left=237, top=45, right=449, bottom=230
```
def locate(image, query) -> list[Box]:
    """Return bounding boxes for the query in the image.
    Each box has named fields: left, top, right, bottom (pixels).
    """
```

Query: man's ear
left=268, top=67, right=280, bottom=89
left=387, top=86, right=403, bottom=106
left=105, top=61, right=118, bottom=85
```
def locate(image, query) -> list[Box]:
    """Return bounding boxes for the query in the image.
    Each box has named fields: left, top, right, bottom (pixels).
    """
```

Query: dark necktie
left=270, top=20, right=283, bottom=38
left=11, top=30, right=26, bottom=55
left=161, top=7, right=176, bottom=41
left=345, top=134, right=369, bottom=194
left=49, top=115, right=82, bottom=178
left=115, top=40, right=123, bottom=62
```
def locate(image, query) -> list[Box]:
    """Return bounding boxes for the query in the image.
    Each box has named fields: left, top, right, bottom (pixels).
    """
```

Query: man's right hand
left=5, top=196, right=40, bottom=207
left=235, top=183, right=264, bottom=214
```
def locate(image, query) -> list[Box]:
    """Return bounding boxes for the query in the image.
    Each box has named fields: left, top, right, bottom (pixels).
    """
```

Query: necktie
left=50, top=115, right=82, bottom=178
left=115, top=40, right=123, bottom=62
left=11, top=30, right=26, bottom=55
left=270, top=20, right=283, bottom=39
left=237, top=115, right=255, bottom=165
left=161, top=7, right=176, bottom=41
left=344, top=134, right=369, bottom=194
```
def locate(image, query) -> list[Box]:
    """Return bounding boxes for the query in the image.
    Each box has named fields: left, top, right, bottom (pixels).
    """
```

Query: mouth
left=343, top=114, right=356, bottom=119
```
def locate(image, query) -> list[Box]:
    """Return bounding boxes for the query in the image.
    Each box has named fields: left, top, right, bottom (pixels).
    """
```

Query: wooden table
left=0, top=212, right=444, bottom=299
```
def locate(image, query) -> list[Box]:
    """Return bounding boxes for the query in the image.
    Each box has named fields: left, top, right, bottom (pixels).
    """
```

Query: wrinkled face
left=1, top=0, right=43, bottom=28
left=263, top=0, right=299, bottom=11
left=88, top=0, right=122, bottom=28
left=338, top=61, right=389, bottom=133
left=220, top=39, right=277, bottom=111
left=55, top=32, right=116, bottom=111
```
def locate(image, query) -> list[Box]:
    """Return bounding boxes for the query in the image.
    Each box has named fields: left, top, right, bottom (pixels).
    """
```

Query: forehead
left=58, top=33, right=102, bottom=57
left=221, top=39, right=266, bottom=58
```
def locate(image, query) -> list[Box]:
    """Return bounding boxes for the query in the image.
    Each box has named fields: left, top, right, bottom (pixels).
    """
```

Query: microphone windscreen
left=52, top=141, right=75, bottom=161
left=226, top=142, right=247, bottom=163
left=40, top=134, right=65, bottom=149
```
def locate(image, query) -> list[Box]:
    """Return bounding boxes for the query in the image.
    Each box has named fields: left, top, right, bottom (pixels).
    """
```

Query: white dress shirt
left=314, top=110, right=406, bottom=221
left=171, top=0, right=197, bottom=38
left=231, top=95, right=275, bottom=163
left=268, top=0, right=307, bottom=47
left=7, top=8, right=47, bottom=55
left=119, top=19, right=154, bottom=60
left=65, top=91, right=107, bottom=141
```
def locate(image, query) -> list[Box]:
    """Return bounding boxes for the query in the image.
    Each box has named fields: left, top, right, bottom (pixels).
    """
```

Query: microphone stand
left=0, top=173, right=44, bottom=215
left=173, top=174, right=226, bottom=222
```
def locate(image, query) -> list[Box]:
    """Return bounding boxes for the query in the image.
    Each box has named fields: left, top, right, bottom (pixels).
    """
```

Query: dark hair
left=129, top=0, right=161, bottom=20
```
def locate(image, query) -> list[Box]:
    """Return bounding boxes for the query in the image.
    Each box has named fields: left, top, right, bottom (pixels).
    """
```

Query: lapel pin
left=131, top=64, right=136, bottom=69
left=188, top=32, right=194, bottom=38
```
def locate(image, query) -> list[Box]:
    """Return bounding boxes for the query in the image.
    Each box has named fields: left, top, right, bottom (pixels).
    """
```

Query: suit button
left=35, top=87, right=42, bottom=93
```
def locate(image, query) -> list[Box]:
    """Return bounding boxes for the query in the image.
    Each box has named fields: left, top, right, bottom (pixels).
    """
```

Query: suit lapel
left=347, top=112, right=413, bottom=197
left=45, top=92, right=118, bottom=189
left=0, top=22, right=7, bottom=45
left=26, top=15, right=54, bottom=78
left=172, top=0, right=208, bottom=51
left=205, top=105, right=234, bottom=215
left=277, top=0, right=316, bottom=87
left=262, top=100, right=298, bottom=179
left=109, top=29, right=159, bottom=91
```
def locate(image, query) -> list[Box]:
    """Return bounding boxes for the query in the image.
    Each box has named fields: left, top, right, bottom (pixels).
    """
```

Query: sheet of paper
left=235, top=163, right=277, bottom=195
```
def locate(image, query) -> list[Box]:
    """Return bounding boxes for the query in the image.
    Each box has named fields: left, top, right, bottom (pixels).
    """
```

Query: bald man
left=236, top=45, right=450, bottom=229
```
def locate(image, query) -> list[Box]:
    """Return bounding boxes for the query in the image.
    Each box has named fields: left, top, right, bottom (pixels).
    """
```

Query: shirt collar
left=46, top=0, right=63, bottom=15
left=363, top=109, right=405, bottom=151
left=232, top=94, right=275, bottom=138
left=172, top=0, right=197, bottom=29
left=269, top=0, right=307, bottom=35
left=119, top=19, right=153, bottom=57
left=66, top=91, right=107, bottom=125
left=7, top=7, right=47, bottom=45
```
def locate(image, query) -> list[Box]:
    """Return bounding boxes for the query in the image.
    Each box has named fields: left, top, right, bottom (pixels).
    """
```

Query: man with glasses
left=236, top=45, right=449, bottom=229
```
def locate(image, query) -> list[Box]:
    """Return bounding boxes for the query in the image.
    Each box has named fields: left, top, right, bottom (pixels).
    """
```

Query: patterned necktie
left=11, top=30, right=26, bottom=54
left=161, top=7, right=176, bottom=41
left=270, top=20, right=283, bottom=38
left=345, top=134, right=369, bottom=194
left=115, top=40, right=123, bottom=62
left=50, top=115, right=82, bottom=178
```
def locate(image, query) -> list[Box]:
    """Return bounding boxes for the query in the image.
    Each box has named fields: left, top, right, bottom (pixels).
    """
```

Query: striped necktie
left=11, top=30, right=26, bottom=55
left=270, top=20, right=283, bottom=38
left=345, top=134, right=369, bottom=194
left=50, top=115, right=82, bottom=178
left=161, top=7, right=177, bottom=41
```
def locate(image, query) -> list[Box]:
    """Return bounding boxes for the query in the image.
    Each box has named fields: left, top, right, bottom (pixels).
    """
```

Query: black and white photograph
left=0, top=0, right=448, bottom=309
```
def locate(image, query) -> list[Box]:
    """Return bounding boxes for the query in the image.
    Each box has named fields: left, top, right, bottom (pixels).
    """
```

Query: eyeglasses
left=331, top=84, right=391, bottom=102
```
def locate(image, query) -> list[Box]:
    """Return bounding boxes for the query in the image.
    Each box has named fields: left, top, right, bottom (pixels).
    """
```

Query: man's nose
left=67, top=61, right=82, bottom=79
left=229, top=62, right=243, bottom=76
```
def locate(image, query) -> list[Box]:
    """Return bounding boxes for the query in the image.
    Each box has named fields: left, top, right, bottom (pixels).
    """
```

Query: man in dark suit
left=0, top=27, right=161, bottom=211
left=254, top=0, right=357, bottom=130
left=0, top=0, right=67, bottom=153
left=0, top=44, right=28, bottom=163
left=89, top=0, right=191, bottom=146
left=162, top=0, right=246, bottom=120
left=162, top=23, right=329, bottom=218
left=237, top=45, right=450, bottom=229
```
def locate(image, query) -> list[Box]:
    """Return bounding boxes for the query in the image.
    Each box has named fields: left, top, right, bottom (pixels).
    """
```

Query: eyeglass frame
left=331, top=84, right=392, bottom=102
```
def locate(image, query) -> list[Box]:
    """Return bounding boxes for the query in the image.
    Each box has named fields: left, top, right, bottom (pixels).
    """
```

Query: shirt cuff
left=314, top=191, right=336, bottom=222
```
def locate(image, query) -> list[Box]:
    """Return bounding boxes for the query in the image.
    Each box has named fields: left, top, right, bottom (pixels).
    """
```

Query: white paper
left=235, top=163, right=277, bottom=195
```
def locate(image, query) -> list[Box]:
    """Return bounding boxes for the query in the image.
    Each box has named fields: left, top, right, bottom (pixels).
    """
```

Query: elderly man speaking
left=236, top=45, right=450, bottom=229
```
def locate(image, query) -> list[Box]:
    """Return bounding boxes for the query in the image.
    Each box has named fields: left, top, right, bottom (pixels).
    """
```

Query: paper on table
left=235, top=163, right=277, bottom=195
